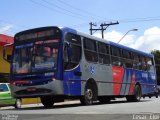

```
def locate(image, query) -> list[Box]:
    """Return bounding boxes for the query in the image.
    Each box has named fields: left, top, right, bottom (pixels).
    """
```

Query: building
left=0, top=34, right=13, bottom=82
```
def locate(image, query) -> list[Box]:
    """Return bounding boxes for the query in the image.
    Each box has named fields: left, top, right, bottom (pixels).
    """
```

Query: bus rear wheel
left=41, top=96, right=54, bottom=108
left=126, top=85, right=142, bottom=102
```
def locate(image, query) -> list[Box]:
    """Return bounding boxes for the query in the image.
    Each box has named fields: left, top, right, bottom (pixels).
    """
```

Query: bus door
left=63, top=67, right=81, bottom=96
left=63, top=34, right=82, bottom=96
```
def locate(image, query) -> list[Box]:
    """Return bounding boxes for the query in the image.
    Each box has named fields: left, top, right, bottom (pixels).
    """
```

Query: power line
left=56, top=0, right=107, bottom=20
left=119, top=17, right=160, bottom=23
left=29, top=0, right=160, bottom=29
left=29, top=0, right=89, bottom=21
left=72, top=17, right=160, bottom=29
left=55, top=0, right=160, bottom=24
left=29, top=0, right=73, bottom=16
left=42, top=0, right=93, bottom=21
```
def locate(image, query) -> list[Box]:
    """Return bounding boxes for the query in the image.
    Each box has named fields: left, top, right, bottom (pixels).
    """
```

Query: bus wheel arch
left=80, top=78, right=98, bottom=105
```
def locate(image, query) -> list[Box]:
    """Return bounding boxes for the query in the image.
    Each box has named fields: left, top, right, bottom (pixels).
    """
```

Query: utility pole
left=89, top=22, right=97, bottom=35
left=89, top=21, right=119, bottom=39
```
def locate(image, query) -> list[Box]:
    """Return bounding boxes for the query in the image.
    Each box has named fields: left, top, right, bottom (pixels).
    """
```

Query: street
left=0, top=97, right=160, bottom=120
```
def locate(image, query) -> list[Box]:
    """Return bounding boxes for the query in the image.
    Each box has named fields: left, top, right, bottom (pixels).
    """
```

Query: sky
left=1, top=0, right=160, bottom=53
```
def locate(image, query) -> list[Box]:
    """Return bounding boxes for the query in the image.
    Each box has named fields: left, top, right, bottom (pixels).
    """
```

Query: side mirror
left=3, top=43, right=13, bottom=63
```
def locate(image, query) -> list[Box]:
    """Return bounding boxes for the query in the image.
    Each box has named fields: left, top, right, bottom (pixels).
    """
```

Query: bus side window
left=133, top=53, right=139, bottom=70
left=146, top=57, right=155, bottom=73
left=111, top=46, right=122, bottom=67
left=139, top=56, right=147, bottom=71
left=84, top=38, right=98, bottom=62
left=98, top=42, right=110, bottom=64
left=122, top=50, right=132, bottom=68
left=142, top=57, right=147, bottom=71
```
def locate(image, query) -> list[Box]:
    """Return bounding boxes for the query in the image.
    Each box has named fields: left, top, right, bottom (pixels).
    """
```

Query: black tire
left=15, top=99, right=22, bottom=109
left=134, top=85, right=142, bottom=101
left=126, top=85, right=142, bottom=102
left=41, top=96, right=54, bottom=108
left=80, top=83, right=97, bottom=105
left=80, top=88, right=93, bottom=105
left=98, top=97, right=110, bottom=104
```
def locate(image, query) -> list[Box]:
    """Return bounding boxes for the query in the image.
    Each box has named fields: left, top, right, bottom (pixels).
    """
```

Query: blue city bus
left=4, top=26, right=157, bottom=107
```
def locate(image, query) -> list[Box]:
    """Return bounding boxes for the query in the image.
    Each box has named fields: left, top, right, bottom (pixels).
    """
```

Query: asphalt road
left=0, top=97, right=160, bottom=120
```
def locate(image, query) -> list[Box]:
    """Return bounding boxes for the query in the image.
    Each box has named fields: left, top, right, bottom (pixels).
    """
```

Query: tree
left=151, top=50, right=160, bottom=85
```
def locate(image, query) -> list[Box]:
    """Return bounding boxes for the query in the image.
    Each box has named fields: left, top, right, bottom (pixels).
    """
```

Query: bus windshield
left=12, top=39, right=59, bottom=74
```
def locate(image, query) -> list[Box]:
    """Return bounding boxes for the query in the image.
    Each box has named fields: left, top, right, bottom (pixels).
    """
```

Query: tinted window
left=65, top=33, right=81, bottom=45
left=132, top=53, right=139, bottom=69
left=122, top=50, right=133, bottom=68
left=84, top=38, right=98, bottom=62
left=146, top=57, right=155, bottom=72
left=84, top=38, right=97, bottom=51
left=140, top=56, right=147, bottom=71
left=122, top=50, right=132, bottom=59
left=111, top=46, right=121, bottom=57
left=111, top=46, right=121, bottom=67
left=98, top=42, right=109, bottom=54
left=98, top=42, right=110, bottom=64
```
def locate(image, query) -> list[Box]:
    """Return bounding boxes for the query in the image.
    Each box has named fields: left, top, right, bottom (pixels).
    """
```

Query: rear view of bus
left=10, top=27, right=62, bottom=107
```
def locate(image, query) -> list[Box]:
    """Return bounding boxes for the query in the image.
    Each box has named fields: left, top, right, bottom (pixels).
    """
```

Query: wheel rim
left=85, top=89, right=93, bottom=104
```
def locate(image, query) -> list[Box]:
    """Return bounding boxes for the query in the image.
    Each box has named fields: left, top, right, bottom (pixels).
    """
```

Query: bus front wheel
left=80, top=82, right=97, bottom=105
left=41, top=96, right=54, bottom=108
left=80, top=88, right=93, bottom=105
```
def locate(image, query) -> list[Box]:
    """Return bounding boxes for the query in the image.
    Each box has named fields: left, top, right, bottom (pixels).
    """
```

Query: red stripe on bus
left=112, top=66, right=124, bottom=95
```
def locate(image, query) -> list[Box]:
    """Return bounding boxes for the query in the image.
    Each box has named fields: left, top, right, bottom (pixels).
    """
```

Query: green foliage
left=151, top=50, right=160, bottom=85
